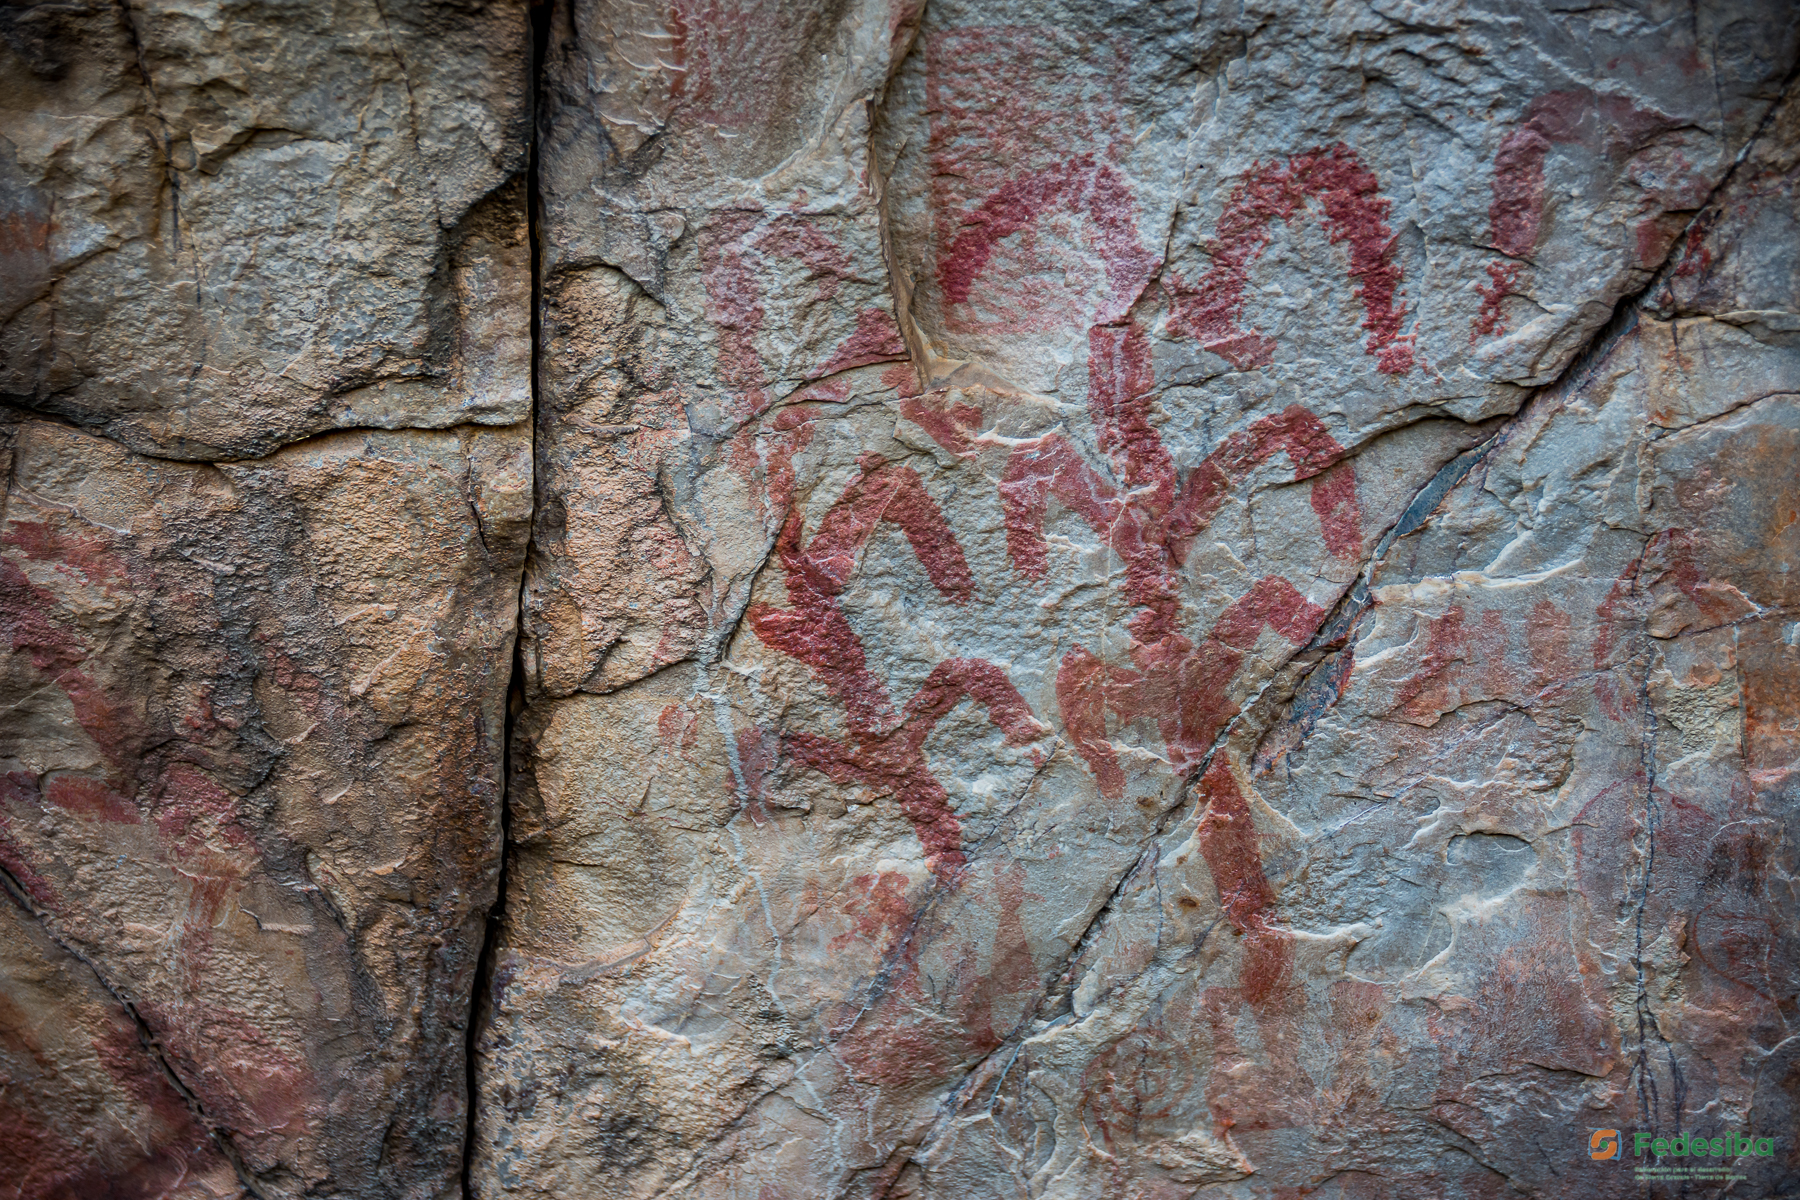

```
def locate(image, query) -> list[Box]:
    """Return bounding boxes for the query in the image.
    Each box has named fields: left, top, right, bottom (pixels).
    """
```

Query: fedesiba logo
left=1589, top=1127, right=1777, bottom=1184
left=1629, top=1131, right=1775, bottom=1159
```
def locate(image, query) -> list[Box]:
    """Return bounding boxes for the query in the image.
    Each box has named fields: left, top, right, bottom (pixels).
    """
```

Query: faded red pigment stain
left=816, top=306, right=908, bottom=376
left=1164, top=144, right=1415, bottom=374
left=150, top=762, right=252, bottom=856
left=138, top=998, right=311, bottom=1142
left=1573, top=779, right=1791, bottom=1032
left=663, top=0, right=826, bottom=132
left=925, top=27, right=1148, bottom=335
left=92, top=1019, right=201, bottom=1133
left=701, top=211, right=775, bottom=423
left=1640, top=527, right=1761, bottom=636
left=753, top=215, right=856, bottom=298
left=945, top=864, right=1040, bottom=1051
left=730, top=726, right=779, bottom=827
left=1665, top=215, right=1716, bottom=285
left=830, top=871, right=916, bottom=957
left=1070, top=975, right=1390, bottom=1191
left=703, top=210, right=909, bottom=542
left=1388, top=602, right=1595, bottom=727
left=1390, top=606, right=1478, bottom=725
left=703, top=211, right=912, bottom=426
left=683, top=209, right=919, bottom=676
left=44, top=774, right=138, bottom=825
left=0, top=515, right=330, bottom=1151
left=1194, top=759, right=1290, bottom=1006
left=1686, top=817, right=1791, bottom=1003
left=0, top=557, right=152, bottom=772
left=831, top=861, right=1042, bottom=1092
left=0, top=774, right=59, bottom=907
left=907, top=323, right=1352, bottom=796
left=0, top=1091, right=214, bottom=1200
left=0, top=190, right=53, bottom=319
left=1592, top=556, right=1645, bottom=724
left=657, top=702, right=702, bottom=761
left=4, top=520, right=132, bottom=588
left=1075, top=1010, right=1188, bottom=1182
left=1473, top=89, right=1675, bottom=341
left=1198, top=970, right=1395, bottom=1141
left=747, top=454, right=1045, bottom=871
left=1069, top=974, right=1386, bottom=1190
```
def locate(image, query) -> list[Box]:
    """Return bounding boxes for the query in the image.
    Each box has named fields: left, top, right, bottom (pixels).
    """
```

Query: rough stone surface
left=1, top=0, right=531, bottom=459
left=1, top=3, right=532, bottom=1198
left=4, top=1, right=1799, bottom=1198
left=2, top=417, right=530, bottom=1197
left=478, top=2, right=1800, bottom=1197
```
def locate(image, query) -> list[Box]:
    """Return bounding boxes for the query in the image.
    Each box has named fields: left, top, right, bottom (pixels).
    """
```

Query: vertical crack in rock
left=4, top=1, right=534, bottom=1190
left=462, top=4, right=553, bottom=1197
left=108, top=0, right=180, bottom=254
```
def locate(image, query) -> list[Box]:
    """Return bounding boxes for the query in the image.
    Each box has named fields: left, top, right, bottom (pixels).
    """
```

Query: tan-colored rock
left=0, top=893, right=240, bottom=1197
left=1, top=416, right=529, bottom=1197
left=0, top=0, right=531, bottom=460
left=3, top=4, right=532, bottom=1195
left=4, top=1, right=1797, bottom=1196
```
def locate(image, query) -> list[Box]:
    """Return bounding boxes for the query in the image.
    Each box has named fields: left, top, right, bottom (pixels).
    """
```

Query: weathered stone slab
left=2, top=417, right=530, bottom=1197
left=0, top=1, right=531, bottom=460
left=475, top=1, right=1798, bottom=1197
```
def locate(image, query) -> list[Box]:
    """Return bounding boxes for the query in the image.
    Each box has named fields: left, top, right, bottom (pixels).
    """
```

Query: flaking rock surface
left=476, top=2, right=1800, bottom=1198
left=5, top=1, right=1800, bottom=1198
left=2, top=2, right=532, bottom=1197
left=1, top=0, right=531, bottom=459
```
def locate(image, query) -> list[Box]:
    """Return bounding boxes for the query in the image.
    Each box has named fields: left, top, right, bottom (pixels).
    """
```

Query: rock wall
left=2, top=1, right=1797, bottom=1198
left=2, top=2, right=531, bottom=1196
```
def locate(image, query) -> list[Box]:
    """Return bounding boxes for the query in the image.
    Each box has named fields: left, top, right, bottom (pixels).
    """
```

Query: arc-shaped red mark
left=794, top=452, right=975, bottom=602
left=999, top=351, right=1359, bottom=604
left=938, top=156, right=1157, bottom=324
left=784, top=659, right=1046, bottom=871
left=1165, top=144, right=1413, bottom=374
left=749, top=454, right=972, bottom=734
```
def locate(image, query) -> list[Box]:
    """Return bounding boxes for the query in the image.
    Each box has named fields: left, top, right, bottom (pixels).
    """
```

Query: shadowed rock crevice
left=463, top=4, right=554, bottom=1198
left=5, top=3, right=1800, bottom=1198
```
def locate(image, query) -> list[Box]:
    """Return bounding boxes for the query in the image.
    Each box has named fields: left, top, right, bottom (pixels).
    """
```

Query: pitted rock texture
left=1, top=0, right=531, bottom=459
left=2, top=3, right=532, bottom=1197
left=4, top=1, right=1800, bottom=1199
left=477, top=2, right=1799, bottom=1198
left=2, top=417, right=530, bottom=1197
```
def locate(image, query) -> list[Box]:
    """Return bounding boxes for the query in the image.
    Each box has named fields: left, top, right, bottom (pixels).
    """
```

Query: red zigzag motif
left=747, top=454, right=1046, bottom=872
left=904, top=322, right=1357, bottom=798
